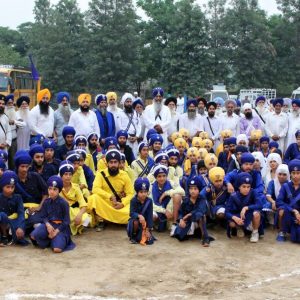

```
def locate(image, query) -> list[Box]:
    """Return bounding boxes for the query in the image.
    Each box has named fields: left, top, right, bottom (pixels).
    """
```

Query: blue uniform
left=55, top=144, right=74, bottom=161
left=82, top=164, right=95, bottom=191
left=283, top=143, right=300, bottom=164
left=218, top=152, right=233, bottom=173
left=95, top=109, right=115, bottom=139
left=29, top=163, right=57, bottom=183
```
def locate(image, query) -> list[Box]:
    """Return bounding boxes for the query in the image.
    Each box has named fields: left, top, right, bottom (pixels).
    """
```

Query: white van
left=291, top=87, right=300, bottom=99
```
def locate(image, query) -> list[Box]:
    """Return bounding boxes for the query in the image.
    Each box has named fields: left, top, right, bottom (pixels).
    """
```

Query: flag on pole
left=29, top=54, right=39, bottom=81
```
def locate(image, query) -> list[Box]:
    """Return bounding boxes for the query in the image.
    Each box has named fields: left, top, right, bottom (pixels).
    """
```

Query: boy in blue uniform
left=173, top=176, right=210, bottom=246
left=283, top=130, right=300, bottom=164
left=55, top=126, right=75, bottom=161
left=127, top=178, right=154, bottom=245
left=276, top=159, right=300, bottom=242
left=43, top=139, right=61, bottom=174
left=225, top=172, right=263, bottom=243
left=0, top=171, right=27, bottom=246
left=30, top=175, right=75, bottom=253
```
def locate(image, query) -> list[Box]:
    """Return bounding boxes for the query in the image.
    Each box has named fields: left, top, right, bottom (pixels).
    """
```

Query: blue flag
left=29, top=55, right=39, bottom=81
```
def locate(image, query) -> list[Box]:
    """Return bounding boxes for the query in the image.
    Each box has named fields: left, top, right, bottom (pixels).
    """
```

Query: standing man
left=265, top=98, right=288, bottom=151
left=286, top=99, right=300, bottom=149
left=240, top=103, right=263, bottom=139
left=106, top=91, right=122, bottom=131
left=165, top=96, right=179, bottom=139
left=221, top=99, right=240, bottom=136
left=54, top=92, right=74, bottom=146
left=197, top=97, right=207, bottom=117
left=143, top=87, right=171, bottom=146
left=177, top=93, right=185, bottom=114
left=68, top=94, right=100, bottom=138
left=253, top=96, right=269, bottom=127
left=0, top=94, right=12, bottom=152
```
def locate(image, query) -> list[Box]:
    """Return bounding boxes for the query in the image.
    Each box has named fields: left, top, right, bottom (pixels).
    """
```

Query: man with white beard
left=253, top=96, right=269, bottom=127
left=179, top=99, right=204, bottom=138
left=106, top=91, right=122, bottom=132
left=143, top=87, right=171, bottom=147
left=220, top=99, right=240, bottom=136
left=164, top=96, right=179, bottom=139
left=15, top=96, right=31, bottom=151
left=117, top=93, right=141, bottom=156
left=286, top=99, right=300, bottom=148
left=54, top=92, right=74, bottom=146
left=5, top=94, right=18, bottom=168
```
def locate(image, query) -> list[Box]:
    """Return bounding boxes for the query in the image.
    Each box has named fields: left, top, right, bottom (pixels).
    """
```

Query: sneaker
left=250, top=231, right=259, bottom=243
left=237, top=228, right=245, bottom=238
left=95, top=222, right=105, bottom=232
left=170, top=224, right=176, bottom=237
left=276, top=232, right=286, bottom=242
left=202, top=237, right=210, bottom=247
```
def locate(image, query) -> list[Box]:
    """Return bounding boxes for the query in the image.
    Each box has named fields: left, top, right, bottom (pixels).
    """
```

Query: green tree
left=0, top=44, right=27, bottom=66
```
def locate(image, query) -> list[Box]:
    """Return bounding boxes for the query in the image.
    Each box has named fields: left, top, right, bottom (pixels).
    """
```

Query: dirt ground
left=1, top=225, right=300, bottom=300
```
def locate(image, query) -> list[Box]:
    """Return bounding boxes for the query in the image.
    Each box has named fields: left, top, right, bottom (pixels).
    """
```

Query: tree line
left=0, top=0, right=299, bottom=98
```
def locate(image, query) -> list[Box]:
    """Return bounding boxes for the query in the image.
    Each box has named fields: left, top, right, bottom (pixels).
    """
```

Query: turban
left=0, top=170, right=18, bottom=188
left=224, top=137, right=237, bottom=146
left=154, top=151, right=169, bottom=164
left=120, top=153, right=126, bottom=161
left=5, top=94, right=14, bottom=104
left=87, top=132, right=99, bottom=142
left=146, top=129, right=157, bottom=141
left=198, top=148, right=208, bottom=160
left=242, top=103, right=252, bottom=111
left=251, top=130, right=263, bottom=140
left=292, top=99, right=300, bottom=107
left=0, top=94, right=5, bottom=101
left=186, top=99, right=197, bottom=107
left=204, top=154, right=218, bottom=169
left=201, top=139, right=213, bottom=149
left=225, top=99, right=236, bottom=107
left=197, top=97, right=207, bottom=106
left=199, top=131, right=209, bottom=139
left=187, top=176, right=202, bottom=190
left=171, top=132, right=182, bottom=144
left=269, top=141, right=279, bottom=149
left=241, top=153, right=255, bottom=164
left=213, top=97, right=225, bottom=106
left=0, top=158, right=6, bottom=170
left=164, top=96, right=177, bottom=106
left=220, top=130, right=232, bottom=139
left=56, top=92, right=70, bottom=104
left=288, top=159, right=300, bottom=173
left=59, top=161, right=74, bottom=176
left=283, top=98, right=292, bottom=106
left=179, top=128, right=190, bottom=138
left=78, top=93, right=91, bottom=105
left=134, top=178, right=150, bottom=193
left=16, top=96, right=30, bottom=108
left=66, top=150, right=80, bottom=163
left=174, top=138, right=187, bottom=149
left=121, top=93, right=134, bottom=105
left=236, top=172, right=253, bottom=187
left=255, top=96, right=266, bottom=106
left=167, top=148, right=179, bottom=158
left=104, top=137, right=118, bottom=150
left=106, top=149, right=121, bottom=162
left=192, top=137, right=202, bottom=148
left=37, top=88, right=51, bottom=103
left=153, top=164, right=168, bottom=177
left=62, top=126, right=76, bottom=139
left=75, top=135, right=87, bottom=146
left=208, top=167, right=225, bottom=184
left=75, top=148, right=87, bottom=160
left=138, top=141, right=149, bottom=153
left=132, top=98, right=144, bottom=109
left=272, top=98, right=284, bottom=107
left=47, top=175, right=63, bottom=192
left=236, top=134, right=249, bottom=146
left=43, top=139, right=56, bottom=150
left=95, top=94, right=107, bottom=106
left=149, top=134, right=163, bottom=146
left=152, top=87, right=164, bottom=98
left=187, top=147, right=199, bottom=159
left=29, top=134, right=45, bottom=146
left=295, top=130, right=300, bottom=138
left=29, top=144, right=44, bottom=158
left=14, top=152, right=32, bottom=168
left=117, top=130, right=128, bottom=139
left=0, top=150, right=8, bottom=161
left=260, top=136, right=270, bottom=144
left=235, top=145, right=248, bottom=154
left=206, top=101, right=217, bottom=109
left=236, top=99, right=241, bottom=107
left=106, top=92, right=117, bottom=102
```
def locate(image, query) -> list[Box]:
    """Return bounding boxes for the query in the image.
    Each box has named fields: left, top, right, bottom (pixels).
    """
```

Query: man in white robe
left=220, top=99, right=240, bottom=136
left=165, top=96, right=179, bottom=139
left=106, top=91, right=122, bottom=132
left=286, top=99, right=300, bottom=149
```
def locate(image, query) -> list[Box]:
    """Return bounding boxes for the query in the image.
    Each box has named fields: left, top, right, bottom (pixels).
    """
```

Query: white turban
left=121, top=93, right=134, bottom=106
left=243, top=103, right=252, bottom=111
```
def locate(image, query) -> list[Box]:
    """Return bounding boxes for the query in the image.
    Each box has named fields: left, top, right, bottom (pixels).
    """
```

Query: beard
left=80, top=106, right=89, bottom=113
left=154, top=102, right=162, bottom=113
left=198, top=108, right=205, bottom=115
left=292, top=110, right=300, bottom=117
left=89, top=143, right=97, bottom=151
left=18, top=107, right=30, bottom=122
left=39, top=102, right=49, bottom=115
left=5, top=106, right=16, bottom=121
left=124, top=105, right=133, bottom=114
left=34, top=160, right=43, bottom=170
left=245, top=112, right=252, bottom=119
left=0, top=107, right=5, bottom=114
left=187, top=110, right=196, bottom=119
left=208, top=111, right=215, bottom=118
left=100, top=107, right=107, bottom=116
left=58, top=103, right=72, bottom=122
left=108, top=167, right=119, bottom=176
left=109, top=103, right=117, bottom=111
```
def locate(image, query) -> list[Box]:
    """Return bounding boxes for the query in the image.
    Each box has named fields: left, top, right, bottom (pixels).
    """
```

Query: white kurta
left=143, top=104, right=171, bottom=146
left=176, top=97, right=185, bottom=114
left=203, top=115, right=222, bottom=150
left=68, top=109, right=100, bottom=138
left=29, top=105, right=55, bottom=138
left=167, top=111, right=180, bottom=137
left=265, top=111, right=288, bottom=151
left=286, top=113, right=300, bottom=149
left=0, top=114, right=12, bottom=149
left=220, top=113, right=240, bottom=136
left=15, top=110, right=31, bottom=150
left=107, top=106, right=123, bottom=132
left=178, top=113, right=204, bottom=137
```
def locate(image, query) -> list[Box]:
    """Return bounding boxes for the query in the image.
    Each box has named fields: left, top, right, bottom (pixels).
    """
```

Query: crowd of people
left=0, top=87, right=300, bottom=252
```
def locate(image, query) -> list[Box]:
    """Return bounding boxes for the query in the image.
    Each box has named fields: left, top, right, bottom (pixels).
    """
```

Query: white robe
left=167, top=111, right=180, bottom=137
left=286, top=112, right=300, bottom=149
left=203, top=115, right=222, bottom=150
left=178, top=113, right=204, bottom=137
left=220, top=113, right=240, bottom=136
left=15, top=110, right=31, bottom=150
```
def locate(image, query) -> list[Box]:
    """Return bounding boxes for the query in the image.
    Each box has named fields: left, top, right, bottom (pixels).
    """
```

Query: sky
left=0, top=0, right=280, bottom=30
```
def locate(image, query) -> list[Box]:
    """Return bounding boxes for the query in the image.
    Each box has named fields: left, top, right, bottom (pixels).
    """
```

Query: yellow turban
left=106, top=92, right=117, bottom=102
left=198, top=148, right=208, bottom=160
left=209, top=167, right=225, bottom=183
left=220, top=129, right=233, bottom=139
left=187, top=147, right=199, bottom=159
left=174, top=137, right=187, bottom=149
left=199, top=131, right=209, bottom=139
left=251, top=129, right=263, bottom=140
left=179, top=128, right=190, bottom=138
left=201, top=139, right=213, bottom=150
left=204, top=153, right=218, bottom=169
left=192, top=137, right=202, bottom=148
left=171, top=132, right=182, bottom=144
left=37, top=88, right=51, bottom=103
left=78, top=93, right=91, bottom=105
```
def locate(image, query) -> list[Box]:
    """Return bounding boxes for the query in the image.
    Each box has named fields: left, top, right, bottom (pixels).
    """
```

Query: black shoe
left=202, top=237, right=210, bottom=247
left=29, top=236, right=38, bottom=246
left=0, top=236, right=9, bottom=246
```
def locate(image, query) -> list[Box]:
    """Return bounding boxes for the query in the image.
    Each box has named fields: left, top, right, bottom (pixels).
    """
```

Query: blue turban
left=117, top=130, right=128, bottom=139
left=66, top=150, right=80, bottom=163
left=59, top=160, right=74, bottom=176
left=149, top=134, right=163, bottom=146
left=236, top=99, right=241, bottom=107
left=272, top=98, right=284, bottom=107
left=104, top=137, right=118, bottom=150
left=5, top=94, right=14, bottom=104
left=14, top=152, right=32, bottom=169
left=95, top=94, right=107, bottom=106
left=0, top=170, right=18, bottom=188
left=269, top=141, right=279, bottom=149
left=224, top=137, right=237, bottom=146
left=154, top=151, right=169, bottom=164
left=146, top=129, right=157, bottom=141
left=236, top=172, right=253, bottom=187
left=47, top=175, right=63, bottom=192
left=138, top=141, right=149, bottom=153
left=235, top=145, right=248, bottom=154
left=75, top=135, right=87, bottom=146
left=152, top=87, right=164, bottom=98
left=134, top=178, right=150, bottom=193
left=187, top=176, right=203, bottom=190
left=62, top=126, right=76, bottom=139
left=186, top=99, right=197, bottom=107
left=132, top=98, right=144, bottom=109
left=255, top=96, right=266, bottom=106
left=167, top=147, right=180, bottom=158
left=295, top=130, right=300, bottom=138
left=0, top=158, right=6, bottom=170
left=214, top=97, right=225, bottom=106
left=75, top=148, right=87, bottom=160
left=56, top=92, right=70, bottom=104
left=241, top=153, right=255, bottom=164
left=260, top=136, right=270, bottom=144
left=29, top=144, right=44, bottom=158
left=153, top=164, right=168, bottom=178
left=87, top=132, right=99, bottom=142
left=106, top=149, right=121, bottom=162
left=292, top=99, right=300, bottom=107
left=120, top=153, right=126, bottom=161
left=288, top=159, right=300, bottom=173
left=43, top=139, right=56, bottom=150
left=29, top=134, right=45, bottom=146
left=0, top=150, right=8, bottom=161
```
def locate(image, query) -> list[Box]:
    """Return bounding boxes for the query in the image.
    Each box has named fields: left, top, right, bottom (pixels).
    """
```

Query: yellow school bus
left=0, top=65, right=41, bottom=108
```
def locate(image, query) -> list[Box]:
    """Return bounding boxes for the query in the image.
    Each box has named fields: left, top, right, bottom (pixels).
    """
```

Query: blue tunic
left=218, top=152, right=233, bottom=173
left=95, top=109, right=115, bottom=139
left=283, top=143, right=300, bottom=164
left=82, top=164, right=95, bottom=191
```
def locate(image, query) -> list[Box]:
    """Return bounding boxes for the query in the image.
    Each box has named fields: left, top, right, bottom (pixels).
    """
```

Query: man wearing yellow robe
left=88, top=149, right=134, bottom=226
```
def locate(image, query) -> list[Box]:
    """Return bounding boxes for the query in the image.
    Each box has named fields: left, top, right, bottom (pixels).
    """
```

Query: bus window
left=0, top=73, right=9, bottom=92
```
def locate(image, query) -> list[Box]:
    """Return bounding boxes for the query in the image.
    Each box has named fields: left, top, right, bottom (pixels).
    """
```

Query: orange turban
left=37, top=88, right=51, bottom=103
left=78, top=93, right=91, bottom=105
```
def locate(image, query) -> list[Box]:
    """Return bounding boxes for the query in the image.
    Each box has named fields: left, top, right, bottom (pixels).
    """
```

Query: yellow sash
left=8, top=213, right=18, bottom=220
left=24, top=203, right=39, bottom=219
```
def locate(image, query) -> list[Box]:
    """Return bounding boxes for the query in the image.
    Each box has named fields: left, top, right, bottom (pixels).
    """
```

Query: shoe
left=95, top=222, right=105, bottom=232
left=237, top=228, right=245, bottom=238
left=276, top=232, right=286, bottom=242
left=170, top=224, right=176, bottom=237
left=202, top=237, right=210, bottom=247
left=0, top=236, right=8, bottom=247
left=250, top=231, right=259, bottom=243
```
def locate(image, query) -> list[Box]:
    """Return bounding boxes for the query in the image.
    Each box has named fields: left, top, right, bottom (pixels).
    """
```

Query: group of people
left=0, top=86, right=300, bottom=252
